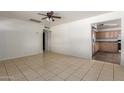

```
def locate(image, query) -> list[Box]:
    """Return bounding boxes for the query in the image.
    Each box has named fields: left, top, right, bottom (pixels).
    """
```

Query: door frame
left=90, top=19, right=122, bottom=64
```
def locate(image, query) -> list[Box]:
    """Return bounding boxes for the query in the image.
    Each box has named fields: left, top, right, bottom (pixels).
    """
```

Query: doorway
left=91, top=19, right=121, bottom=64
left=43, top=31, right=45, bottom=51
left=43, top=29, right=51, bottom=52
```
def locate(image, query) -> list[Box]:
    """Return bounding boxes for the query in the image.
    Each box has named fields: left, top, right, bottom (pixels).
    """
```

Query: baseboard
left=0, top=52, right=43, bottom=62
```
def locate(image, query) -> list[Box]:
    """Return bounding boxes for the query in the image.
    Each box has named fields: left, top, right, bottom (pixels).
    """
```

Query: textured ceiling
left=0, top=11, right=111, bottom=27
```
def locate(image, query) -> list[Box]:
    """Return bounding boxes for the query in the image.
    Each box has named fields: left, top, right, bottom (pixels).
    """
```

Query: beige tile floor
left=0, top=52, right=124, bottom=81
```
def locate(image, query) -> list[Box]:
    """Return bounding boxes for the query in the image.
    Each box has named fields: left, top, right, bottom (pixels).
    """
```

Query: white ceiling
left=0, top=11, right=111, bottom=27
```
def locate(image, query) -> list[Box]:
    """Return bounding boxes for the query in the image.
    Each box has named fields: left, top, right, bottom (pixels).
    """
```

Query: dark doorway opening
left=43, top=31, right=45, bottom=51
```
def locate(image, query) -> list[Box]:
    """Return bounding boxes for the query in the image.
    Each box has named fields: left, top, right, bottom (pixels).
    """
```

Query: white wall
left=51, top=12, right=124, bottom=65
left=51, top=21, right=91, bottom=59
left=0, top=17, right=43, bottom=61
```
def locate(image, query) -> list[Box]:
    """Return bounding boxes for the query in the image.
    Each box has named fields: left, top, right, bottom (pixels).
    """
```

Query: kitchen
left=92, top=19, right=121, bottom=64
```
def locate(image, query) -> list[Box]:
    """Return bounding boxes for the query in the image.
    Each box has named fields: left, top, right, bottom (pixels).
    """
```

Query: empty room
left=0, top=11, right=124, bottom=81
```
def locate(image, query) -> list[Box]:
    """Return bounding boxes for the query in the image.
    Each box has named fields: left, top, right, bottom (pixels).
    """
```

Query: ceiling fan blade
left=52, top=15, right=61, bottom=19
left=38, top=13, right=47, bottom=16
left=42, top=17, right=48, bottom=20
left=29, top=19, right=41, bottom=23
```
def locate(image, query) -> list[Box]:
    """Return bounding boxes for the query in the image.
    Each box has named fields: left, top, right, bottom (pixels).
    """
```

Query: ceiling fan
left=30, top=11, right=61, bottom=23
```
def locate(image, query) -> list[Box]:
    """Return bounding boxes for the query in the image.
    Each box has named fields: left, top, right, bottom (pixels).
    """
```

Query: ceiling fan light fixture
left=46, top=17, right=53, bottom=22
left=46, top=18, right=50, bottom=21
left=49, top=18, right=53, bottom=21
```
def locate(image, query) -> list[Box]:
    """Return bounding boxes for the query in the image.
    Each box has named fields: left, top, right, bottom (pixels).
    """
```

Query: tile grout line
left=23, top=62, right=47, bottom=80
left=34, top=59, right=64, bottom=77
left=47, top=62, right=73, bottom=79
left=44, top=64, right=64, bottom=75
left=3, top=63, right=10, bottom=81
left=14, top=63, right=28, bottom=81
left=57, top=64, right=72, bottom=74
left=97, top=62, right=105, bottom=81
left=44, top=68, right=67, bottom=80
left=64, top=64, right=84, bottom=80
left=64, top=62, right=87, bottom=80
left=47, top=75, right=64, bottom=81
left=80, top=62, right=95, bottom=81
left=23, top=59, right=65, bottom=80
left=42, top=65, right=69, bottom=80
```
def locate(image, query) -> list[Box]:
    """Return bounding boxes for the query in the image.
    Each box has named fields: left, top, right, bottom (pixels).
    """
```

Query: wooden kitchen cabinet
left=96, top=31, right=119, bottom=39
left=99, top=42, right=118, bottom=53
